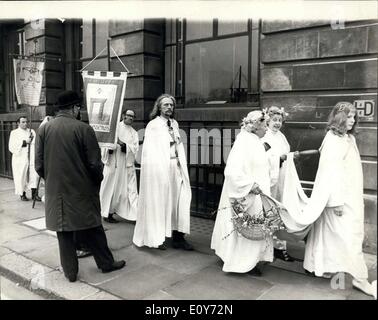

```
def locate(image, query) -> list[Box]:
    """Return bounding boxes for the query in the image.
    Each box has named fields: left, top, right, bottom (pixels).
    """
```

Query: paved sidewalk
left=0, top=177, right=376, bottom=300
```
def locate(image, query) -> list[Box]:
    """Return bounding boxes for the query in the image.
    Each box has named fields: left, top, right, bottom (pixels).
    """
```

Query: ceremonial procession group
left=8, top=90, right=377, bottom=299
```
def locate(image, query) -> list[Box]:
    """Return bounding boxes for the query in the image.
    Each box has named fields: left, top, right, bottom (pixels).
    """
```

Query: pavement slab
left=98, top=264, right=184, bottom=300
left=22, top=243, right=61, bottom=269
left=111, top=245, right=178, bottom=275
left=0, top=252, right=54, bottom=281
left=257, top=283, right=348, bottom=300
left=7, top=206, right=45, bottom=221
left=306, top=272, right=376, bottom=300
left=164, top=265, right=273, bottom=300
left=42, top=270, right=100, bottom=300
left=259, top=264, right=314, bottom=286
left=82, top=290, right=122, bottom=300
left=3, top=233, right=56, bottom=254
left=0, top=224, right=39, bottom=245
left=105, top=223, right=135, bottom=250
left=76, top=256, right=127, bottom=286
left=0, top=276, right=45, bottom=300
left=157, top=249, right=219, bottom=275
left=143, top=290, right=180, bottom=300
left=22, top=217, right=46, bottom=230
left=0, top=247, right=12, bottom=258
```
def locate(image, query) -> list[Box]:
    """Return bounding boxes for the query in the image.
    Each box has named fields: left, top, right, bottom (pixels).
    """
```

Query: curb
left=0, top=251, right=122, bottom=300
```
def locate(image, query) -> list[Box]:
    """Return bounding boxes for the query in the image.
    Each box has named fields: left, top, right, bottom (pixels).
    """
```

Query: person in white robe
left=100, top=109, right=139, bottom=223
left=261, top=106, right=298, bottom=262
left=302, top=102, right=376, bottom=298
left=133, top=94, right=193, bottom=250
left=8, top=116, right=40, bottom=201
left=211, top=110, right=273, bottom=275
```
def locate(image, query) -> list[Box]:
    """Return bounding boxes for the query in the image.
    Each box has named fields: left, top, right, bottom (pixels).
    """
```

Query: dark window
left=80, top=19, right=109, bottom=72
left=164, top=19, right=259, bottom=106
left=185, top=36, right=248, bottom=104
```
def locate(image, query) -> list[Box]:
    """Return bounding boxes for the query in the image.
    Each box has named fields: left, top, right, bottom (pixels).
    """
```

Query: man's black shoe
left=65, top=274, right=77, bottom=282
left=101, top=260, right=126, bottom=273
left=274, top=248, right=295, bottom=262
left=248, top=266, right=262, bottom=277
left=33, top=195, right=42, bottom=202
left=103, top=214, right=119, bottom=223
left=172, top=240, right=194, bottom=251
left=157, top=243, right=167, bottom=250
left=20, top=192, right=29, bottom=201
left=77, top=249, right=92, bottom=259
left=31, top=188, right=42, bottom=201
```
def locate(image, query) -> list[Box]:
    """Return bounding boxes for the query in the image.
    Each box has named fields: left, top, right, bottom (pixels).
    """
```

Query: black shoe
left=157, top=243, right=167, bottom=250
left=101, top=260, right=126, bottom=273
left=274, top=248, right=295, bottom=262
left=20, top=192, right=29, bottom=201
left=65, top=273, right=77, bottom=282
left=305, top=270, right=315, bottom=277
left=76, top=250, right=92, bottom=259
left=33, top=195, right=42, bottom=202
left=31, top=188, right=42, bottom=201
left=172, top=240, right=194, bottom=251
left=248, top=266, right=262, bottom=277
left=103, top=215, right=119, bottom=223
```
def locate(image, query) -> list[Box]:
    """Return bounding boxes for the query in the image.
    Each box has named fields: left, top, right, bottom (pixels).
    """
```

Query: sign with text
left=13, top=58, right=44, bottom=106
left=82, top=71, right=127, bottom=148
left=354, top=100, right=375, bottom=120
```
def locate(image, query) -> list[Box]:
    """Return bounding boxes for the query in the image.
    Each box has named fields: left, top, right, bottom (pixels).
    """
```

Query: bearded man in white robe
left=133, top=94, right=193, bottom=250
left=8, top=116, right=40, bottom=201
left=100, top=110, right=139, bottom=223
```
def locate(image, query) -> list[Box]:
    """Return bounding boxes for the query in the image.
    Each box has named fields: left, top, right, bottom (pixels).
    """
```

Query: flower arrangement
left=223, top=193, right=287, bottom=241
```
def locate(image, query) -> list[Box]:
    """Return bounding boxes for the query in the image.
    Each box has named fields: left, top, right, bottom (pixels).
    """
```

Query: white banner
left=82, top=71, right=127, bottom=148
left=13, top=58, right=44, bottom=106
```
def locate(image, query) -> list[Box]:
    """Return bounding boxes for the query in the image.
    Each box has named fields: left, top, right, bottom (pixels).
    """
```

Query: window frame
left=165, top=18, right=260, bottom=108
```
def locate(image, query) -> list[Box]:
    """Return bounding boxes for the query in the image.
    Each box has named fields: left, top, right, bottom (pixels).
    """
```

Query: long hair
left=149, top=94, right=176, bottom=120
left=327, top=102, right=358, bottom=136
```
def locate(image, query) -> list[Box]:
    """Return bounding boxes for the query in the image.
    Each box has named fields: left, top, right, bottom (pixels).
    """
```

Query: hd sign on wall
left=354, top=100, right=375, bottom=120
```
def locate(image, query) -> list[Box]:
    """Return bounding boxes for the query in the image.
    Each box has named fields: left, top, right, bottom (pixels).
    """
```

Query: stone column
left=109, top=19, right=165, bottom=127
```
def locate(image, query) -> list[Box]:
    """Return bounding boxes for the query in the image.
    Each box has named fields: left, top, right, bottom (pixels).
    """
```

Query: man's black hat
left=56, top=90, right=81, bottom=109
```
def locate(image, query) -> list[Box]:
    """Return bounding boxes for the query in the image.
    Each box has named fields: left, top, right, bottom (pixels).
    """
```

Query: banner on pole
left=13, top=58, right=45, bottom=106
left=82, top=71, right=127, bottom=148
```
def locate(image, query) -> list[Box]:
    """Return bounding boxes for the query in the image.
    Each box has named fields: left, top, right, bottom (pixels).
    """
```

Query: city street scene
left=0, top=0, right=377, bottom=305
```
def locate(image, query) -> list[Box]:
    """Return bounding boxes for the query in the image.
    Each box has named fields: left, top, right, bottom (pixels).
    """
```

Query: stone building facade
left=0, top=18, right=376, bottom=253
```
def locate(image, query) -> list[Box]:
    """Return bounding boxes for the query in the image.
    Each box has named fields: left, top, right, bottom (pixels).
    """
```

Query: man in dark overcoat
left=35, top=90, right=125, bottom=282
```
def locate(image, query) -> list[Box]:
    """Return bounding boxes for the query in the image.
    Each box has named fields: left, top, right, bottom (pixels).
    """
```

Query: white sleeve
left=8, top=130, right=23, bottom=155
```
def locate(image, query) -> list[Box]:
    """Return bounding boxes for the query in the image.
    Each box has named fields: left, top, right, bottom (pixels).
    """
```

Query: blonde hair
left=327, top=102, right=358, bottom=136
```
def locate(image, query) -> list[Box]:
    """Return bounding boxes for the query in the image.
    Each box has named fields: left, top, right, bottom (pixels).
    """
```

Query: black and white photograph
left=0, top=0, right=377, bottom=308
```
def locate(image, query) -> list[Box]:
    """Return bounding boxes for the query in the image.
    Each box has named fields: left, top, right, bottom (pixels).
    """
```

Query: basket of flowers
left=228, top=192, right=287, bottom=241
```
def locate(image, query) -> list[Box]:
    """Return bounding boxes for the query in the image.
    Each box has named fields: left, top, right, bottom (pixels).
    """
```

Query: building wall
left=109, top=19, right=165, bottom=130
left=260, top=20, right=378, bottom=254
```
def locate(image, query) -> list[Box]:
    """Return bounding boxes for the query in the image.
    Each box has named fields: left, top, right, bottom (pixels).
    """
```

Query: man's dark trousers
left=56, top=225, right=114, bottom=278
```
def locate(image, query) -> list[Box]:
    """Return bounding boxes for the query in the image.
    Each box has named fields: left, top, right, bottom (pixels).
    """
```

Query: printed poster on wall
left=13, top=58, right=45, bottom=106
left=82, top=71, right=127, bottom=148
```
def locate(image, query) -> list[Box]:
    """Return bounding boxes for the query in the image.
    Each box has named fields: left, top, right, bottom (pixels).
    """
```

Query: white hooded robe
left=99, top=123, right=139, bottom=221
left=132, top=116, right=191, bottom=248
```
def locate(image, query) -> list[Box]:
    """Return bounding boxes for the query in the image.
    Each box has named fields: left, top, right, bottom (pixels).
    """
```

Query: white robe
left=133, top=116, right=191, bottom=248
left=99, top=123, right=139, bottom=221
left=261, top=128, right=290, bottom=200
left=303, top=131, right=368, bottom=279
left=211, top=130, right=274, bottom=273
left=8, top=127, right=38, bottom=195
